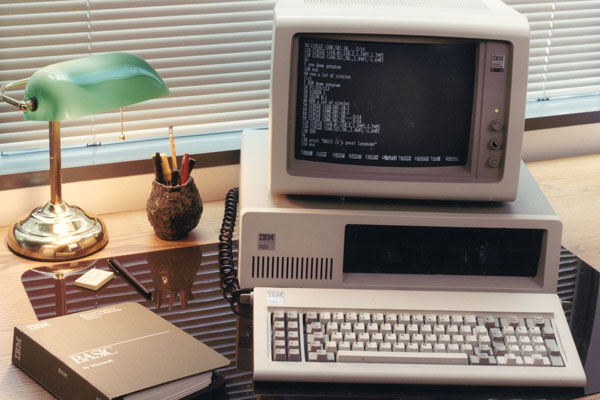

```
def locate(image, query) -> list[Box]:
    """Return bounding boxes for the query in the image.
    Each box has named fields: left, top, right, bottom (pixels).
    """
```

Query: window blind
left=1, top=0, right=598, bottom=154
left=0, top=0, right=275, bottom=153
left=503, top=0, right=600, bottom=101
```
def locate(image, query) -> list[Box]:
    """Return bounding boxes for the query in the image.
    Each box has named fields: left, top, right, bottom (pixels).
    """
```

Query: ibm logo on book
left=27, top=321, right=50, bottom=331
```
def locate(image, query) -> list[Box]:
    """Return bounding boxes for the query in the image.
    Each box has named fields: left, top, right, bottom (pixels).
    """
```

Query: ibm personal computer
left=237, top=0, right=586, bottom=389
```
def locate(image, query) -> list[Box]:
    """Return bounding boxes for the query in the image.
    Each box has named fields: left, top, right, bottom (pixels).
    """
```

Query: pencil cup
left=146, top=177, right=203, bottom=240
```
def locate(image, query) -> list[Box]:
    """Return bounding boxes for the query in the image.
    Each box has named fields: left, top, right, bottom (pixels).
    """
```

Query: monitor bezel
left=285, top=33, right=502, bottom=183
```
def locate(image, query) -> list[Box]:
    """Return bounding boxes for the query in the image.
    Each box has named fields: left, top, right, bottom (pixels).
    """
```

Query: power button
left=488, top=157, right=500, bottom=168
left=491, top=120, right=503, bottom=131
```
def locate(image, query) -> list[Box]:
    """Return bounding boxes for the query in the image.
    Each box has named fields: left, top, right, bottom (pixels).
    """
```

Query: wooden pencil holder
left=146, top=177, right=203, bottom=240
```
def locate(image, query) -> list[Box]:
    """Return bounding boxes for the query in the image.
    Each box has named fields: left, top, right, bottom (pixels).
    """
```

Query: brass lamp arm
left=0, top=79, right=37, bottom=112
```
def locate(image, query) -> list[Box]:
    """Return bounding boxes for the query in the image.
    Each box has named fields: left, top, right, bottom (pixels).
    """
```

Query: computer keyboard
left=252, top=287, right=586, bottom=387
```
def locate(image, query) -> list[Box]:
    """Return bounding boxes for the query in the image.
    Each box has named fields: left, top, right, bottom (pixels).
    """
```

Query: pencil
left=169, top=125, right=177, bottom=171
left=160, top=153, right=172, bottom=185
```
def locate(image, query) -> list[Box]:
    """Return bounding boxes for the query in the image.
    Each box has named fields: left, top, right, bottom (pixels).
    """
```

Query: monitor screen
left=294, top=35, right=477, bottom=168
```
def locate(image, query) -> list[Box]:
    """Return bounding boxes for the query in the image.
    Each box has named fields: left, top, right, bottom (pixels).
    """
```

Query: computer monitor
left=269, top=0, right=530, bottom=201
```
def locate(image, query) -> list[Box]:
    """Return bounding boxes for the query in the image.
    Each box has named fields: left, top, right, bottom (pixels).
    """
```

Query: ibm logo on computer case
left=258, top=233, right=276, bottom=250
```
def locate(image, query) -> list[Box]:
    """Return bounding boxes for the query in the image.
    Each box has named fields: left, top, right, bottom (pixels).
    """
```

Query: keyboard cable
left=218, top=187, right=252, bottom=314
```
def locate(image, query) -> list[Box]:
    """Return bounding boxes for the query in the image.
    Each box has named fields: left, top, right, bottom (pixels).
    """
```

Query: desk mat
left=20, top=245, right=600, bottom=399
left=19, top=243, right=253, bottom=400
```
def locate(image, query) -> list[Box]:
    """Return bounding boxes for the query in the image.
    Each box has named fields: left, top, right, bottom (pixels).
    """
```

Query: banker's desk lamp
left=0, top=53, right=169, bottom=261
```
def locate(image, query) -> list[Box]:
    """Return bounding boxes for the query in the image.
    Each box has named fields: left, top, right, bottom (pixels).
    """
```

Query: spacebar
left=336, top=351, right=468, bottom=365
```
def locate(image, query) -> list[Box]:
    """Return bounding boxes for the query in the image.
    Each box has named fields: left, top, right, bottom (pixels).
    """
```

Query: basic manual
left=12, top=302, right=229, bottom=400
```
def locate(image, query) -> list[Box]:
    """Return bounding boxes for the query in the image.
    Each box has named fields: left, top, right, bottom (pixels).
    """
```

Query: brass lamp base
left=7, top=201, right=108, bottom=261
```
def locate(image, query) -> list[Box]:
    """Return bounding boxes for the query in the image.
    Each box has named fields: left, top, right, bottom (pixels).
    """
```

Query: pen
left=152, top=152, right=163, bottom=184
left=187, top=157, right=196, bottom=178
left=169, top=125, right=177, bottom=171
left=108, top=258, right=152, bottom=301
left=181, top=153, right=190, bottom=184
left=171, top=169, right=180, bottom=187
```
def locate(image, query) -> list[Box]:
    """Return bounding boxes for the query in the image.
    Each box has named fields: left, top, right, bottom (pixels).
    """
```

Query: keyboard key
left=381, top=323, right=392, bottom=336
left=358, top=332, right=370, bottom=344
left=425, top=314, right=437, bottom=325
left=406, top=343, right=419, bottom=352
left=373, top=313, right=385, bottom=326
left=421, top=324, right=433, bottom=335
left=359, top=312, right=371, bottom=324
left=371, top=332, right=383, bottom=345
left=451, top=315, right=463, bottom=326
left=288, top=348, right=301, bottom=361
left=524, top=353, right=550, bottom=366
left=384, top=333, right=397, bottom=343
left=352, top=342, right=365, bottom=351
left=412, top=314, right=424, bottom=326
left=380, top=342, right=392, bottom=352
left=497, top=353, right=523, bottom=366
left=528, top=326, right=542, bottom=337
left=366, top=342, right=378, bottom=352
left=337, top=350, right=468, bottom=365
left=288, top=340, right=300, bottom=350
left=493, top=343, right=507, bottom=356
left=346, top=312, right=358, bottom=324
left=333, top=312, right=345, bottom=324
left=464, top=315, right=477, bottom=328
left=411, top=334, right=424, bottom=345
left=331, top=331, right=343, bottom=344
left=434, top=343, right=446, bottom=353
left=288, top=321, right=299, bottom=333
left=447, top=325, right=459, bottom=336
left=434, top=324, right=446, bottom=335
left=306, top=312, right=318, bottom=324
left=338, top=341, right=351, bottom=351
left=308, top=349, right=334, bottom=362
left=308, top=342, right=322, bottom=352
left=393, top=342, right=406, bottom=352
left=367, top=322, right=379, bottom=335
left=273, top=348, right=287, bottom=361
left=470, top=353, right=496, bottom=365
left=438, top=315, right=451, bottom=327
left=319, top=311, right=331, bottom=323
left=385, top=313, right=398, bottom=324
left=439, top=334, right=451, bottom=345
left=325, top=341, right=337, bottom=353
left=461, top=343, right=474, bottom=356
left=273, top=311, right=285, bottom=323
left=354, top=322, right=366, bottom=335
left=340, top=322, right=352, bottom=334
left=273, top=320, right=285, bottom=333
left=542, top=327, right=556, bottom=339
left=398, top=333, right=410, bottom=345
left=326, top=321, right=338, bottom=335
left=420, top=343, right=433, bottom=353
left=287, top=311, right=299, bottom=323
left=273, top=339, right=286, bottom=351
left=407, top=324, right=419, bottom=335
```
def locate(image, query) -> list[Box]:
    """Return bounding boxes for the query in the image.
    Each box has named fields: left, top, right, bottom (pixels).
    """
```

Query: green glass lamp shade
left=23, top=52, right=170, bottom=121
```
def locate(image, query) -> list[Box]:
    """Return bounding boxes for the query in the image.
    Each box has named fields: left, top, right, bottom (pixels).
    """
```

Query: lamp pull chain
left=119, top=107, right=125, bottom=141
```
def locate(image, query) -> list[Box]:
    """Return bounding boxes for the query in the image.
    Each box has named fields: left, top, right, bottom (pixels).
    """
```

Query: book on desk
left=12, top=302, right=229, bottom=400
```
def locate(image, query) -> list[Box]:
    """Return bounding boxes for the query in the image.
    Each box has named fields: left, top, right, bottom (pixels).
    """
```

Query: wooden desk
left=1, top=154, right=599, bottom=399
left=527, top=154, right=600, bottom=271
